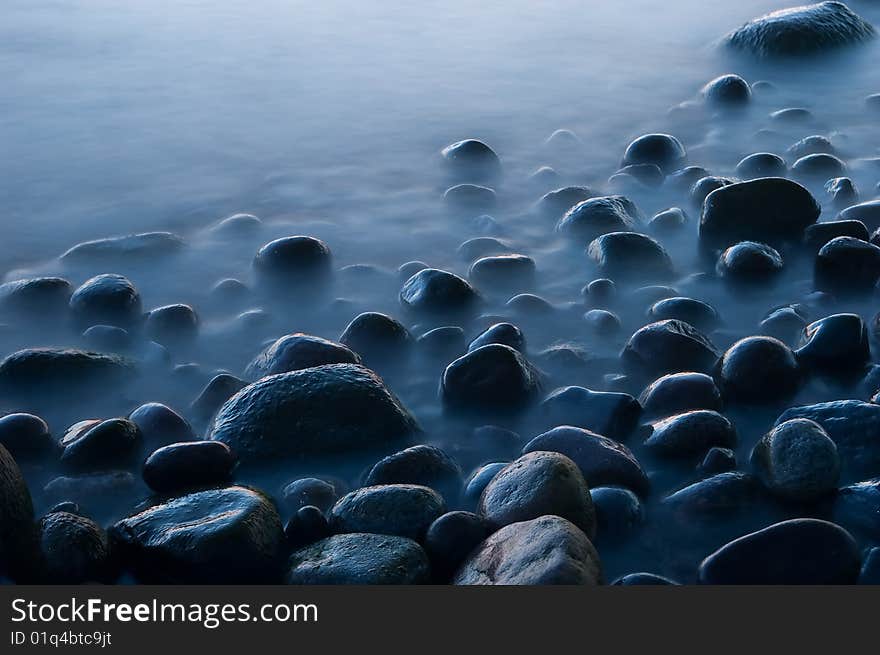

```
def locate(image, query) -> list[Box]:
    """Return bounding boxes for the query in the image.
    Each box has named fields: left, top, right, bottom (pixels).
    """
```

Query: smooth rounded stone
left=364, top=445, right=462, bottom=502
left=210, top=277, right=250, bottom=306
left=591, top=486, right=643, bottom=538
left=444, top=183, right=496, bottom=212
left=69, top=274, right=142, bottom=329
left=689, top=176, right=733, bottom=209
left=284, top=505, right=330, bottom=548
left=464, top=462, right=507, bottom=503
left=536, top=186, right=596, bottom=220
left=612, top=572, right=679, bottom=585
left=621, top=133, right=686, bottom=173
left=796, top=313, right=869, bottom=374
left=210, top=213, right=262, bottom=234
left=398, top=260, right=428, bottom=281
left=760, top=306, right=808, bottom=344
left=144, top=304, right=198, bottom=348
left=667, top=166, right=710, bottom=193
left=700, top=178, right=820, bottom=249
left=478, top=451, right=596, bottom=535
left=775, top=400, right=880, bottom=480
left=468, top=254, right=536, bottom=292
left=0, top=413, right=53, bottom=460
left=416, top=326, right=466, bottom=359
left=48, top=499, right=80, bottom=514
left=834, top=479, right=880, bottom=540
left=465, top=425, right=523, bottom=462
left=814, top=236, right=880, bottom=294
left=42, top=471, right=137, bottom=513
left=288, top=532, right=430, bottom=584
left=662, top=471, right=763, bottom=518
left=750, top=419, right=839, bottom=502
left=440, top=138, right=501, bottom=182
left=587, top=232, right=673, bottom=282
left=328, top=484, right=445, bottom=541
left=804, top=219, right=868, bottom=252
left=867, top=93, right=880, bottom=110
left=838, top=200, right=880, bottom=231
left=647, top=297, right=719, bottom=332
left=456, top=237, right=511, bottom=262
left=630, top=285, right=679, bottom=308
left=424, top=511, right=493, bottom=579
left=338, top=312, right=412, bottom=366
left=441, top=344, right=541, bottom=414
left=648, top=207, right=688, bottom=234
left=59, top=418, right=141, bottom=473
left=859, top=547, right=880, bottom=584
left=716, top=241, right=784, bottom=281
left=470, top=214, right=504, bottom=234
left=736, top=154, right=786, bottom=182
left=583, top=309, right=621, bottom=336
left=0, top=444, right=35, bottom=578
left=701, top=74, right=751, bottom=108
left=400, top=268, right=480, bottom=317
left=522, top=426, right=648, bottom=497
left=111, top=486, right=285, bottom=583
left=643, top=410, right=736, bottom=458
left=61, top=232, right=184, bottom=264
left=142, top=441, right=236, bottom=494
left=468, top=322, right=525, bottom=353
left=207, top=364, right=419, bottom=465
left=539, top=386, right=641, bottom=439
left=544, top=128, right=581, bottom=148
left=505, top=293, right=555, bottom=316
left=584, top=278, right=616, bottom=306
left=82, top=325, right=132, bottom=353
left=253, top=236, right=332, bottom=294
left=556, top=195, right=642, bottom=244
left=245, top=334, right=359, bottom=381
left=639, top=372, right=722, bottom=419
left=825, top=177, right=859, bottom=209
left=37, top=511, right=109, bottom=583
left=282, top=478, right=338, bottom=513
left=770, top=107, right=813, bottom=123
left=717, top=336, right=800, bottom=404
left=789, top=134, right=835, bottom=158
left=792, top=153, right=847, bottom=180
left=454, top=515, right=601, bottom=585
left=699, top=518, right=860, bottom=585
left=529, top=165, right=561, bottom=188
left=617, top=163, right=664, bottom=187
left=0, top=277, right=72, bottom=320
left=621, top=319, right=719, bottom=379
left=698, top=446, right=737, bottom=476
left=128, top=402, right=194, bottom=448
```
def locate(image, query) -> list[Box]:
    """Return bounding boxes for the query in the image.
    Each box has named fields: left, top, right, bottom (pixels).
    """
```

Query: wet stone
left=247, top=334, right=359, bottom=381
left=339, top=312, right=412, bottom=367
left=833, top=479, right=880, bottom=541
left=621, top=319, right=719, bottom=379
left=792, top=153, right=847, bottom=180
left=0, top=277, right=72, bottom=321
left=69, top=274, right=142, bottom=329
left=556, top=195, right=642, bottom=245
left=190, top=374, right=247, bottom=425
left=145, top=304, right=199, bottom=348
left=789, top=135, right=834, bottom=159
left=617, top=163, right=664, bottom=187
left=424, top=511, right=493, bottom=580
left=825, top=177, right=859, bottom=209
left=282, top=478, right=338, bottom=513
left=441, top=139, right=501, bottom=183
left=464, top=462, right=508, bottom=504
left=536, top=186, right=596, bottom=220
left=717, top=336, right=800, bottom=404
left=128, top=402, right=194, bottom=449
left=364, top=445, right=463, bottom=502
left=646, top=297, right=719, bottom=332
left=0, top=413, right=54, bottom=460
left=716, top=241, right=784, bottom=282
left=803, top=220, right=868, bottom=251
left=837, top=200, right=880, bottom=231
left=142, top=441, right=237, bottom=494
left=648, top=207, right=688, bottom=234
left=456, top=237, right=511, bottom=262
left=698, top=447, right=737, bottom=477
left=690, top=176, right=733, bottom=209
left=643, top=410, right=737, bottom=459
left=82, top=325, right=132, bottom=353
left=468, top=254, right=536, bottom=292
left=329, top=484, right=445, bottom=541
left=583, top=308, right=621, bottom=336
left=61, top=232, right=185, bottom=264
left=468, top=322, right=525, bottom=353
left=662, top=471, right=764, bottom=519
left=612, top=573, right=679, bottom=585
left=591, top=486, right=643, bottom=538
left=639, top=372, right=722, bottom=419
left=399, top=268, right=481, bottom=317
left=0, top=444, right=35, bottom=580
left=253, top=236, right=333, bottom=296
left=795, top=313, right=869, bottom=375
left=621, top=133, right=686, bottom=173
left=284, top=505, right=330, bottom=549
left=735, top=152, right=786, bottom=179
left=417, top=326, right=466, bottom=359
left=37, top=511, right=110, bottom=584
left=59, top=418, right=142, bottom=473
left=814, top=236, right=880, bottom=294
left=760, top=306, right=809, bottom=345
left=444, top=183, right=496, bottom=212
left=701, top=74, right=751, bottom=108
left=441, top=344, right=541, bottom=414
left=539, top=386, right=641, bottom=439
left=587, top=232, right=673, bottom=282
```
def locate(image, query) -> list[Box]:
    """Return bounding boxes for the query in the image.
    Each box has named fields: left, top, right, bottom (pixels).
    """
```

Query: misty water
left=3, top=0, right=880, bottom=583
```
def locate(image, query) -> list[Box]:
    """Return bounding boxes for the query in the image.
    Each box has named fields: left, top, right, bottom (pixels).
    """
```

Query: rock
left=444, top=184, right=496, bottom=212
left=751, top=418, right=839, bottom=501
left=339, top=312, right=412, bottom=367
left=717, top=337, right=800, bottom=403
left=647, top=297, right=719, bottom=332
left=587, top=232, right=673, bottom=281
left=539, top=386, right=641, bottom=439
left=478, top=451, right=596, bottom=536
left=698, top=447, right=737, bottom=476
left=253, top=236, right=332, bottom=295
left=859, top=547, right=880, bottom=584
left=287, top=533, right=430, bottom=584
left=814, top=236, right=880, bottom=294
left=771, top=107, right=814, bottom=123
left=284, top=505, right=330, bottom=548
left=69, top=274, right=142, bottom=329
left=0, top=413, right=53, bottom=460
left=207, top=364, right=419, bottom=465
left=556, top=196, right=641, bottom=244
left=700, top=178, right=820, bottom=249
left=522, top=427, right=648, bottom=497
left=639, top=372, right=722, bottom=419
left=591, top=486, right=643, bottom=538
left=698, top=518, right=860, bottom=584
left=211, top=213, right=261, bottom=234
left=453, top=515, right=602, bottom=585
left=838, top=200, right=880, bottom=231
left=82, top=325, right=132, bottom=352
left=833, top=479, right=880, bottom=540
left=398, top=261, right=428, bottom=281
left=621, top=320, right=719, bottom=379
left=796, top=313, right=869, bottom=374
left=61, top=232, right=184, bottom=263
left=111, top=486, right=285, bottom=583
left=463, top=462, right=507, bottom=503
left=364, top=445, right=462, bottom=502
left=0, top=444, right=35, bottom=579
left=789, top=135, right=835, bottom=158
left=735, top=152, right=786, bottom=179
left=617, top=164, right=664, bottom=187
left=145, top=304, right=199, bottom=347
left=583, top=309, right=621, bottom=336
left=0, top=277, right=72, bottom=320
left=441, top=139, right=501, bottom=183
left=506, top=293, right=555, bottom=316
left=662, top=471, right=763, bottom=518
left=648, top=207, right=688, bottom=234
left=210, top=278, right=250, bottom=308
left=424, top=511, right=493, bottom=579
left=825, top=178, right=859, bottom=209
left=701, top=74, right=751, bottom=108
left=400, top=268, right=480, bottom=317
left=760, top=306, right=808, bottom=344
left=456, top=237, right=511, bottom=262
left=716, top=241, right=784, bottom=281
left=690, top=176, right=733, bottom=209
left=417, top=326, right=466, bottom=359
left=792, top=153, right=847, bottom=180
left=643, top=410, right=736, bottom=458
left=468, top=322, right=525, bottom=353
left=804, top=219, right=868, bottom=251
left=37, top=511, right=109, bottom=583
left=128, top=402, right=194, bottom=448
left=142, top=441, right=237, bottom=494
left=59, top=418, right=141, bottom=473
left=469, top=254, right=536, bottom=292
left=329, top=484, right=445, bottom=541
left=282, top=478, right=338, bottom=513
left=441, top=344, right=541, bottom=414
left=612, top=573, right=679, bottom=585
left=621, top=134, right=686, bottom=173
left=246, top=334, right=358, bottom=381
left=42, top=471, right=137, bottom=517
left=536, top=186, right=596, bottom=220
left=529, top=166, right=561, bottom=188
left=667, top=166, right=710, bottom=193
left=191, top=374, right=248, bottom=425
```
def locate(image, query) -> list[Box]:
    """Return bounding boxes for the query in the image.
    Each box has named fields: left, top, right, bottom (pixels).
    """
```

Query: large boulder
left=723, top=2, right=875, bottom=58
left=206, top=364, right=419, bottom=466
